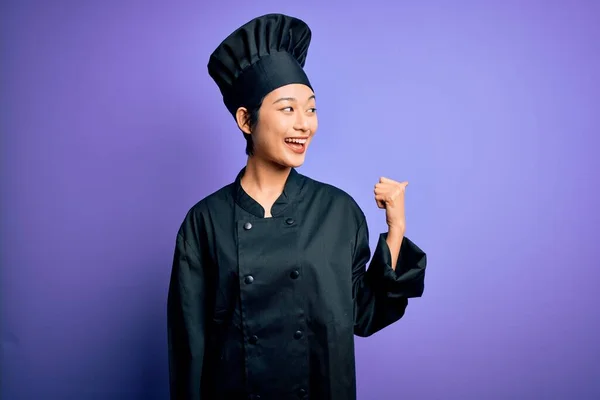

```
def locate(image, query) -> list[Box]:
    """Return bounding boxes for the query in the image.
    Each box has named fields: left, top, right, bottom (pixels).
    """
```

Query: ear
left=235, top=107, right=252, bottom=135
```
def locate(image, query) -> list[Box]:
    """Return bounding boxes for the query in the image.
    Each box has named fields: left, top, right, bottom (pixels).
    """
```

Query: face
left=239, top=83, right=318, bottom=168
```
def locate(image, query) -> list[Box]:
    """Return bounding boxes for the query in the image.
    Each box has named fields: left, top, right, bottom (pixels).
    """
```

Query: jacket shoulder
left=177, top=183, right=234, bottom=237
left=303, top=175, right=366, bottom=221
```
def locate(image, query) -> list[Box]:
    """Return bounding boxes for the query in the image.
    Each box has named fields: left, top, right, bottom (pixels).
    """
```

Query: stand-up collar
left=233, top=167, right=304, bottom=218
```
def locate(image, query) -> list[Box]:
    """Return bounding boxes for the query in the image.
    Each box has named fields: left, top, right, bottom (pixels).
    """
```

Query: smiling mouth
left=284, top=137, right=308, bottom=153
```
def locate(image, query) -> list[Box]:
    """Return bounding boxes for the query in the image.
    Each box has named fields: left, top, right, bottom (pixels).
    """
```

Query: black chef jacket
left=167, top=167, right=427, bottom=400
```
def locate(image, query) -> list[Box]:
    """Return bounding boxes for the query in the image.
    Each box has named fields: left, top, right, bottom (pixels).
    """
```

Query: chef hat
left=207, top=13, right=313, bottom=117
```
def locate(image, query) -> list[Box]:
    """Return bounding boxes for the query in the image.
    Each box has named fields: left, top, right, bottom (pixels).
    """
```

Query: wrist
left=387, top=225, right=405, bottom=238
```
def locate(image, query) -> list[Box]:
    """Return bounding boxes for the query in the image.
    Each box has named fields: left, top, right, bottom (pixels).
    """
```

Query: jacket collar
left=233, top=167, right=304, bottom=218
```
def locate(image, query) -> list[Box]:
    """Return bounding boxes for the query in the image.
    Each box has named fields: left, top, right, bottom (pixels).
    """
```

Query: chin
left=287, top=153, right=308, bottom=168
left=284, top=146, right=309, bottom=168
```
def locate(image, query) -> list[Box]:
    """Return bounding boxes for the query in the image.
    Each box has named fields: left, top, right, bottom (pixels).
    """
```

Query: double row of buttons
left=243, top=218, right=305, bottom=398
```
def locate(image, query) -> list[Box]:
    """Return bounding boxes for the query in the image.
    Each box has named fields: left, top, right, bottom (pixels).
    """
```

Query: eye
left=308, top=108, right=317, bottom=113
left=281, top=106, right=294, bottom=112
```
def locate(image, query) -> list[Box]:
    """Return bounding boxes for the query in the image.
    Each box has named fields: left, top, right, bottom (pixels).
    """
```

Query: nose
left=294, top=111, right=310, bottom=132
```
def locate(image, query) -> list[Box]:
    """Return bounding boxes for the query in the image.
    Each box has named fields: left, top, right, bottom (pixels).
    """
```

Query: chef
left=167, top=13, right=427, bottom=400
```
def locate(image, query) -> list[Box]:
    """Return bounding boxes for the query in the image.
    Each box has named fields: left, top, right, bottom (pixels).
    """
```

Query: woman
left=167, top=13, right=427, bottom=400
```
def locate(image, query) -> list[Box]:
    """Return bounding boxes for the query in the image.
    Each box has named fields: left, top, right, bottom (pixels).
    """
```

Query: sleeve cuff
left=369, top=233, right=427, bottom=298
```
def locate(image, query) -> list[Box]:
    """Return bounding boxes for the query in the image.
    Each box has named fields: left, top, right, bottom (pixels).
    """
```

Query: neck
left=241, top=156, right=291, bottom=196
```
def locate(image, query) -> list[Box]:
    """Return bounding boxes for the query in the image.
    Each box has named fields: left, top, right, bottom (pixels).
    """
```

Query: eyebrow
left=272, top=95, right=316, bottom=104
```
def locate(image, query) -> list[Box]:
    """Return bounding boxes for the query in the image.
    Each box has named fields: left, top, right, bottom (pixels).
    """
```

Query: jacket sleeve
left=352, top=218, right=427, bottom=337
left=167, top=231, right=207, bottom=400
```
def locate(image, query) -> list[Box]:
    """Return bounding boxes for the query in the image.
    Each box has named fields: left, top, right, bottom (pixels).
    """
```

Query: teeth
left=285, top=138, right=307, bottom=144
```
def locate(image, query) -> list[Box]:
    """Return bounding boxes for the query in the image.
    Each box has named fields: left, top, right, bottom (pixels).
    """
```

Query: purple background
left=2, top=1, right=599, bottom=399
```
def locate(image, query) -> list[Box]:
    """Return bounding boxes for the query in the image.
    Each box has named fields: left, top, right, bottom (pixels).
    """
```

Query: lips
left=284, top=137, right=308, bottom=154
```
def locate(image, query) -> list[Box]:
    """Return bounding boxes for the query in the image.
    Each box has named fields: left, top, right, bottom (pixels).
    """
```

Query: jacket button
left=249, top=335, right=258, bottom=344
left=285, top=218, right=295, bottom=225
left=244, top=222, right=252, bottom=230
left=244, top=275, right=254, bottom=284
left=290, top=270, right=300, bottom=279
left=294, top=330, right=303, bottom=340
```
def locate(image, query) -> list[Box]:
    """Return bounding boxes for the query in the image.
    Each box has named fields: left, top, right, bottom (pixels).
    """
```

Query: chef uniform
left=167, top=13, right=427, bottom=400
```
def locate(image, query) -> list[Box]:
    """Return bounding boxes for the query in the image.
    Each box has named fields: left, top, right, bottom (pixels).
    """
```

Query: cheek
left=254, top=123, right=282, bottom=150
left=267, top=120, right=293, bottom=142
left=310, top=118, right=319, bottom=134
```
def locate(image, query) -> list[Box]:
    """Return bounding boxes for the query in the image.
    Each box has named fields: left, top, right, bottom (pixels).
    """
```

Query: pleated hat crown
left=207, top=13, right=313, bottom=116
